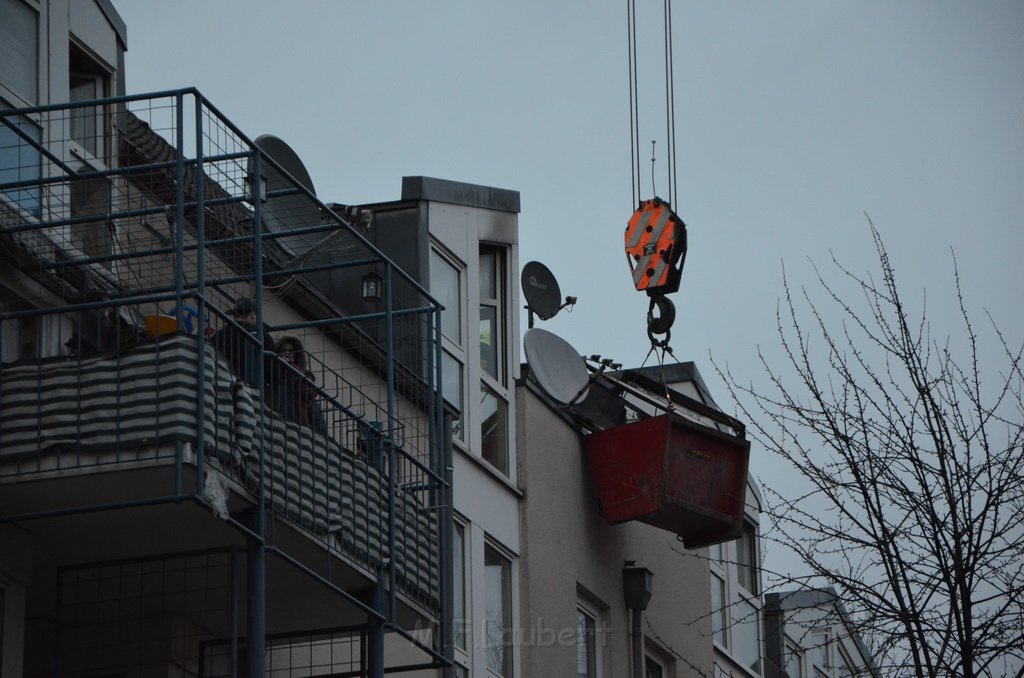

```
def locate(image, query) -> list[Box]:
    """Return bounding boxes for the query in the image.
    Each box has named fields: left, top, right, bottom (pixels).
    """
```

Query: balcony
left=0, top=90, right=450, bottom=676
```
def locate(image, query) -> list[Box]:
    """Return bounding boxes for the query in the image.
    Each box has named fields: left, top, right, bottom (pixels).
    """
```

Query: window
left=484, top=545, right=512, bottom=676
left=478, top=245, right=510, bottom=475
left=478, top=248, right=503, bottom=382
left=430, top=248, right=461, bottom=343
left=809, top=631, right=830, bottom=677
left=69, top=42, right=111, bottom=160
left=736, top=522, right=759, bottom=595
left=709, top=571, right=727, bottom=648
left=733, top=598, right=761, bottom=674
left=576, top=599, right=602, bottom=678
left=0, top=107, right=41, bottom=217
left=480, top=382, right=509, bottom=473
left=430, top=246, right=466, bottom=441
left=784, top=639, right=805, bottom=678
left=645, top=654, right=665, bottom=678
left=0, top=0, right=38, bottom=105
left=453, top=522, right=468, bottom=652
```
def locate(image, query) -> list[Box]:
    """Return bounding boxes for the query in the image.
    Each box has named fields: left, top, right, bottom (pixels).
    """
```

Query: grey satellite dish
left=249, top=135, right=320, bottom=258
left=522, top=261, right=562, bottom=321
left=524, top=327, right=590, bottom=405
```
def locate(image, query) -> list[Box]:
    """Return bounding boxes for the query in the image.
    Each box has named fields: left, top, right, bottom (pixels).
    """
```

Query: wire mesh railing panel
left=51, top=550, right=238, bottom=678
left=201, top=627, right=366, bottom=678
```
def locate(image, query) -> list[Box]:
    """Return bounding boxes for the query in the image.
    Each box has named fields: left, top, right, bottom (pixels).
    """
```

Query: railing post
left=247, top=148, right=267, bottom=678
left=173, top=92, right=186, bottom=496
left=384, top=261, right=398, bottom=622
left=193, top=93, right=207, bottom=494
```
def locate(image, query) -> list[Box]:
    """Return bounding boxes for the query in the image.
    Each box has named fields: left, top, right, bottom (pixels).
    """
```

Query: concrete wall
left=517, top=385, right=714, bottom=678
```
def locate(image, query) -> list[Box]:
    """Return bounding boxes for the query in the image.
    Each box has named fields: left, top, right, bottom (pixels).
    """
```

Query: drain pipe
left=623, top=564, right=654, bottom=678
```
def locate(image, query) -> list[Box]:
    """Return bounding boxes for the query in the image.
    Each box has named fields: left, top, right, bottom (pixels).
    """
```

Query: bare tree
left=721, top=223, right=1024, bottom=677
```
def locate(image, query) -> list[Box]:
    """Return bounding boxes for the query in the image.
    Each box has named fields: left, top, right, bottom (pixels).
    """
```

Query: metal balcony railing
left=0, top=89, right=452, bottom=675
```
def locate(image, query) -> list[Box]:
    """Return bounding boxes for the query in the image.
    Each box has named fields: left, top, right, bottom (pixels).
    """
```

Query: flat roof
left=401, top=176, right=520, bottom=213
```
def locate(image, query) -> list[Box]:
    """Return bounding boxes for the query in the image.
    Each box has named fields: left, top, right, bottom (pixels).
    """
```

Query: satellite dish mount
left=521, top=261, right=577, bottom=329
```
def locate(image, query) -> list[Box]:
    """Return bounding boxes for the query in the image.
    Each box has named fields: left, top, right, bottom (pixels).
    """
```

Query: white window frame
left=476, top=243, right=513, bottom=479
left=430, top=244, right=467, bottom=445
left=452, top=518, right=471, bottom=667
left=483, top=539, right=514, bottom=678
left=809, top=630, right=830, bottom=678
left=711, top=517, right=764, bottom=676
left=784, top=637, right=805, bottom=678
left=576, top=597, right=603, bottom=678
left=67, top=37, right=113, bottom=168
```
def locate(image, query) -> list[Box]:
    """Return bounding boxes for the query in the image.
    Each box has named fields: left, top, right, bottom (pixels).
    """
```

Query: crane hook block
left=624, top=198, right=687, bottom=296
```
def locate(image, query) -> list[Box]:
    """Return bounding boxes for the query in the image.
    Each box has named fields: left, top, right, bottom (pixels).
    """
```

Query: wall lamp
left=361, top=271, right=383, bottom=302
left=623, top=564, right=654, bottom=611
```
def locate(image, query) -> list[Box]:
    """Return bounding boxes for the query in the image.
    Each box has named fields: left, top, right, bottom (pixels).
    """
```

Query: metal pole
left=384, top=262, right=398, bottom=621
left=368, top=581, right=385, bottom=678
left=247, top=149, right=267, bottom=678
left=193, top=93, right=207, bottom=495
left=631, top=608, right=643, bottom=678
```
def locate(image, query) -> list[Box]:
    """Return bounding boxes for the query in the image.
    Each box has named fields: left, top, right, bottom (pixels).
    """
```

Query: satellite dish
left=249, top=135, right=320, bottom=258
left=521, top=261, right=562, bottom=321
left=524, top=327, right=590, bottom=405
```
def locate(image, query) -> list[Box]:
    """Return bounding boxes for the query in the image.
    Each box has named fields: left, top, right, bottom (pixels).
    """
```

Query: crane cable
left=627, top=0, right=679, bottom=208
left=626, top=0, right=685, bottom=363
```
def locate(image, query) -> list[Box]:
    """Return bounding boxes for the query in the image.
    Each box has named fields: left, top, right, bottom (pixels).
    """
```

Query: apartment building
left=1, top=1, right=448, bottom=676
left=763, top=589, right=879, bottom=678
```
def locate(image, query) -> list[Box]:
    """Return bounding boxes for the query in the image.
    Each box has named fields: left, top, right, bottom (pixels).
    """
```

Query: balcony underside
left=0, top=334, right=440, bottom=625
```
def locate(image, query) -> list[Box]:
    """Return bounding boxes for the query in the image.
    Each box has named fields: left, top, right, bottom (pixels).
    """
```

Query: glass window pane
left=453, top=524, right=467, bottom=651
left=484, top=546, right=512, bottom=676
left=430, top=249, right=461, bottom=343
left=70, top=76, right=100, bottom=156
left=785, top=641, right=805, bottom=678
left=480, top=304, right=498, bottom=379
left=0, top=112, right=41, bottom=217
left=645, top=656, right=663, bottom=678
left=737, top=524, right=758, bottom=594
left=710, top=573, right=727, bottom=647
left=479, top=250, right=497, bottom=299
left=0, top=0, right=38, bottom=103
left=480, top=383, right=508, bottom=474
left=577, top=609, right=596, bottom=678
left=441, top=350, right=463, bottom=412
left=733, top=598, right=760, bottom=674
left=810, top=632, right=829, bottom=670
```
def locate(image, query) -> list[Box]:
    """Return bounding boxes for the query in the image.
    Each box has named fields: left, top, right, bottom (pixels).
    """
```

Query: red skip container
left=584, top=411, right=750, bottom=548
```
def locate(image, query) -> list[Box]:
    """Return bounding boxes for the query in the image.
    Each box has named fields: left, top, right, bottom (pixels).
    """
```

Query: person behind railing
left=211, top=297, right=276, bottom=392
left=274, top=334, right=328, bottom=434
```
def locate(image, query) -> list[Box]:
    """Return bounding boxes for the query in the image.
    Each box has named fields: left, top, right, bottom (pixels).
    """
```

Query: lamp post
left=623, top=564, right=654, bottom=678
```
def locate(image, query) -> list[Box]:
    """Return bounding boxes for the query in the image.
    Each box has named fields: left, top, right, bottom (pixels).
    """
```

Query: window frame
left=483, top=541, right=513, bottom=677
left=576, top=597, right=603, bottom=678
left=644, top=652, right=666, bottom=678
left=430, top=244, right=467, bottom=445
left=68, top=38, right=113, bottom=168
left=476, top=243, right=512, bottom=478
left=453, top=519, right=469, bottom=656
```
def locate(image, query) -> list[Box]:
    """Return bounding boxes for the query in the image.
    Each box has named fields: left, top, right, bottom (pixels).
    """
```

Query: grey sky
left=117, top=0, right=1023, bottom=576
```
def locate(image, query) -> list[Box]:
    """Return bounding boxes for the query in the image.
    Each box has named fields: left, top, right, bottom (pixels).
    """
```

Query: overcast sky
left=116, top=1, right=1023, bottom=577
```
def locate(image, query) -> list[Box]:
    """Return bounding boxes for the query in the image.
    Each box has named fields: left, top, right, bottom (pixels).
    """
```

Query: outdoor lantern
left=622, top=565, right=654, bottom=611
left=361, top=271, right=383, bottom=302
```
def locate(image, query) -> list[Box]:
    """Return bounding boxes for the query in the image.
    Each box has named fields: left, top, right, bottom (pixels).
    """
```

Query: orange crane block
left=624, top=198, right=687, bottom=295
